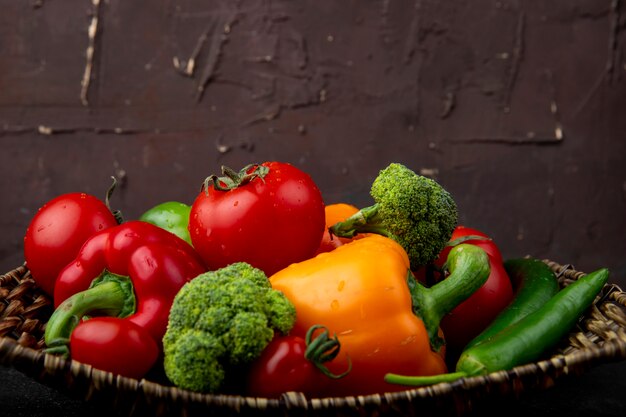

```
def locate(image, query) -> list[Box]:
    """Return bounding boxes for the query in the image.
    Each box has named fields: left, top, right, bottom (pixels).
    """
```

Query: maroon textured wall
left=1, top=0, right=625, bottom=284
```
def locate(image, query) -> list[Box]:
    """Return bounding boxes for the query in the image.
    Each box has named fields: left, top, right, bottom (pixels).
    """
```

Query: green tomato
left=139, top=201, right=192, bottom=246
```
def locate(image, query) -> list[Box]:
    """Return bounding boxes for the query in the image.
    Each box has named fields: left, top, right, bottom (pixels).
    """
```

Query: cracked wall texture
left=1, top=0, right=625, bottom=284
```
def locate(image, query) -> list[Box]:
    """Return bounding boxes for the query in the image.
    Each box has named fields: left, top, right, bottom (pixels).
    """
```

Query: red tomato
left=247, top=326, right=352, bottom=398
left=246, top=335, right=318, bottom=398
left=431, top=226, right=514, bottom=359
left=70, top=317, right=158, bottom=379
left=24, top=193, right=118, bottom=295
left=189, top=162, right=325, bottom=276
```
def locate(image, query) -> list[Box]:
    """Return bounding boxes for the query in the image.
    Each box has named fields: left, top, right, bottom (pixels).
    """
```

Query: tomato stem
left=203, top=163, right=270, bottom=193
left=105, top=176, right=124, bottom=224
left=304, top=325, right=352, bottom=380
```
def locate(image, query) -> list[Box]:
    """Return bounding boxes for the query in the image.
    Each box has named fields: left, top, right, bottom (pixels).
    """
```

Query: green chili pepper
left=385, top=267, right=610, bottom=386
left=464, top=258, right=560, bottom=350
left=139, top=201, right=192, bottom=246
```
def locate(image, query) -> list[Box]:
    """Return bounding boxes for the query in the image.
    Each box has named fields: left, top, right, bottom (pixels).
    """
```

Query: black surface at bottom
left=1, top=361, right=626, bottom=417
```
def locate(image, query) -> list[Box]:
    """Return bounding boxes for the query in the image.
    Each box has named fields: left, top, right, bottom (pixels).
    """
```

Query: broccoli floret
left=212, top=261, right=271, bottom=289
left=162, top=262, right=296, bottom=393
left=330, top=163, right=458, bottom=269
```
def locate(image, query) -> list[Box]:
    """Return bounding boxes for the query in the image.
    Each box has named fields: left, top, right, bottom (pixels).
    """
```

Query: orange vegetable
left=315, top=203, right=360, bottom=254
left=270, top=234, right=490, bottom=396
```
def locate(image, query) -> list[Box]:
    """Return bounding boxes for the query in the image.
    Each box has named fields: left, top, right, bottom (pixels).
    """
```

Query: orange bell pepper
left=270, top=234, right=490, bottom=397
left=315, top=203, right=360, bottom=254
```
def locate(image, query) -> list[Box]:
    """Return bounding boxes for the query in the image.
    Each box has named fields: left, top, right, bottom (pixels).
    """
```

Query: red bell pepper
left=44, top=221, right=207, bottom=378
left=419, top=226, right=513, bottom=361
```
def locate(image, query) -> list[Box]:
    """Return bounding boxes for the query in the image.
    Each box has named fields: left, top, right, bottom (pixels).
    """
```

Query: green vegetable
left=329, top=163, right=458, bottom=269
left=139, top=201, right=192, bottom=246
left=385, top=267, right=610, bottom=386
left=162, top=262, right=296, bottom=393
left=464, top=257, right=560, bottom=349
left=411, top=243, right=491, bottom=350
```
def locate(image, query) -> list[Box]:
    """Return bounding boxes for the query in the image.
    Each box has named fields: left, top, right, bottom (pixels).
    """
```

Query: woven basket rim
left=1, top=335, right=625, bottom=405
left=2, top=260, right=626, bottom=415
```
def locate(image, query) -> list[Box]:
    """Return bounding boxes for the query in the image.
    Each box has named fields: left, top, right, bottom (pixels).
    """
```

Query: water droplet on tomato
left=330, top=299, right=339, bottom=310
left=337, top=280, right=345, bottom=291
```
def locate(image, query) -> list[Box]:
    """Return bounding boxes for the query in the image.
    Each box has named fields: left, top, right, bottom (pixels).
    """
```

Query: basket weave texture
left=1, top=261, right=626, bottom=417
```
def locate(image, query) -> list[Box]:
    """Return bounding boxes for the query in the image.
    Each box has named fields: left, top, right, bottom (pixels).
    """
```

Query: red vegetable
left=426, top=226, right=513, bottom=358
left=23, top=192, right=119, bottom=295
left=45, top=221, right=206, bottom=377
left=70, top=317, right=158, bottom=379
left=189, top=162, right=325, bottom=276
left=246, top=325, right=351, bottom=398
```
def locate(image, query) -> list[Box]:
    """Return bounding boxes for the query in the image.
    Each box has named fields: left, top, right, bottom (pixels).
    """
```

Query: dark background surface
left=2, top=0, right=626, bottom=283
left=1, top=0, right=625, bottom=416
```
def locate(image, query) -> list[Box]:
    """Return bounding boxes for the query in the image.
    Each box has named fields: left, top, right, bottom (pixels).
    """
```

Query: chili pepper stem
left=44, top=272, right=136, bottom=353
left=384, top=371, right=468, bottom=386
left=409, top=244, right=491, bottom=350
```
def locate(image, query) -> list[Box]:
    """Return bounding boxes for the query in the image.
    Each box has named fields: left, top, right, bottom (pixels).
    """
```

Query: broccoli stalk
left=330, top=163, right=458, bottom=269
left=162, top=262, right=296, bottom=393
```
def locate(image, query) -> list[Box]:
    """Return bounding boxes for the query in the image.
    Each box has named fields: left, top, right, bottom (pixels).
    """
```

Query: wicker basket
left=1, top=261, right=626, bottom=417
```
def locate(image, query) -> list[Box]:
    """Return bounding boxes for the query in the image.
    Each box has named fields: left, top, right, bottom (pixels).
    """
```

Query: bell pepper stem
left=44, top=271, right=136, bottom=355
left=409, top=244, right=491, bottom=350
